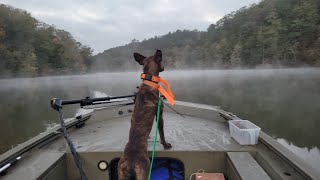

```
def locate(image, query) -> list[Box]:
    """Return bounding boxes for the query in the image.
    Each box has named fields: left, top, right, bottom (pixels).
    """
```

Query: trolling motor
left=50, top=94, right=136, bottom=111
left=0, top=95, right=136, bottom=178
left=50, top=94, right=136, bottom=180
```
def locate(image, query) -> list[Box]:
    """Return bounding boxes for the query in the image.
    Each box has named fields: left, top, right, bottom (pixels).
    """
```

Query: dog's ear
left=154, top=49, right=162, bottom=62
left=134, top=53, right=146, bottom=65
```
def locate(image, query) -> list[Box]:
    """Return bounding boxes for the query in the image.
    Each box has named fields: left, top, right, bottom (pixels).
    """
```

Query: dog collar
left=141, top=74, right=175, bottom=106
left=141, top=73, right=160, bottom=83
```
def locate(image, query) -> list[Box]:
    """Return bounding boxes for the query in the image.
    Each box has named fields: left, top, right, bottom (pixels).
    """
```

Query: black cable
left=58, top=108, right=87, bottom=180
left=150, top=91, right=185, bottom=118
left=162, top=101, right=185, bottom=118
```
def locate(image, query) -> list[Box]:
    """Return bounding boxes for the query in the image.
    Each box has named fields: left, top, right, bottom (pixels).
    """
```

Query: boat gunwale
left=0, top=114, right=91, bottom=168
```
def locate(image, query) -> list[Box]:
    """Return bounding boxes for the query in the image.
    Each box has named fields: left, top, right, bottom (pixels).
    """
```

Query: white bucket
left=229, top=120, right=261, bottom=145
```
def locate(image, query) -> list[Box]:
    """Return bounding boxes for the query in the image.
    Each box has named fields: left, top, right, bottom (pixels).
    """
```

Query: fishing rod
left=0, top=156, right=21, bottom=176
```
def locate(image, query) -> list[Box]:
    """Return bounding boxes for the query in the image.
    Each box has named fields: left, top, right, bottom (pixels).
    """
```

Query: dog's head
left=134, top=49, right=164, bottom=76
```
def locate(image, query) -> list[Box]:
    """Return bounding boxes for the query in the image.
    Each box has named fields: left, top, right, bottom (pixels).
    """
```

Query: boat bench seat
left=227, top=152, right=271, bottom=180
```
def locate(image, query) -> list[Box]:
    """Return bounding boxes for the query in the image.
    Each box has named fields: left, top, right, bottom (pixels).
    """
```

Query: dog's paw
left=162, top=142, right=172, bottom=149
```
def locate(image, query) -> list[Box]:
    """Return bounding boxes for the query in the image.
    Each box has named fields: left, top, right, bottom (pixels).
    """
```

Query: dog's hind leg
left=118, top=158, right=132, bottom=180
left=158, top=102, right=172, bottom=149
left=134, top=158, right=149, bottom=180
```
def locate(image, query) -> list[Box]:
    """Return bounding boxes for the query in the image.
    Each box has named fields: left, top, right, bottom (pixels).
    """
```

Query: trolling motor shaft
left=50, top=94, right=136, bottom=111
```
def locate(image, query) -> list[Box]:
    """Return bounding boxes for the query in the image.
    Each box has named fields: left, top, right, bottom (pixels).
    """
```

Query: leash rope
left=148, top=94, right=162, bottom=180
left=150, top=91, right=185, bottom=118
left=58, top=108, right=87, bottom=180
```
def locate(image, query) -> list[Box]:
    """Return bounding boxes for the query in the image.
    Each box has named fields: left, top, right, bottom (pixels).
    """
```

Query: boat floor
left=60, top=112, right=252, bottom=152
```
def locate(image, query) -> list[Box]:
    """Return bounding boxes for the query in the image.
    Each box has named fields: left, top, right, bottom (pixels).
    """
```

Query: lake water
left=0, top=68, right=319, bottom=172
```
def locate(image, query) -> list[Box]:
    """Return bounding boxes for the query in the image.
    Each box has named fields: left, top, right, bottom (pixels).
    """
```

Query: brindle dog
left=118, top=50, right=172, bottom=180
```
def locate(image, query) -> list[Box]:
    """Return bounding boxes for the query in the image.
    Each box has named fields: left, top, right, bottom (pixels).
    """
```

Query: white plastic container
left=229, top=120, right=261, bottom=145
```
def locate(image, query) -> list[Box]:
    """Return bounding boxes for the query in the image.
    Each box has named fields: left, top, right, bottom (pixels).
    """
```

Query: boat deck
left=66, top=112, right=249, bottom=152
left=1, top=101, right=319, bottom=180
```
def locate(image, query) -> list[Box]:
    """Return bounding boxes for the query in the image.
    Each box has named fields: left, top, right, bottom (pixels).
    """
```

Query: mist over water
left=0, top=68, right=319, bottom=172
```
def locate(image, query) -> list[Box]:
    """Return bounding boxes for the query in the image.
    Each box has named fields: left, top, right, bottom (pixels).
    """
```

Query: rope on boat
left=58, top=108, right=87, bottom=180
left=148, top=94, right=162, bottom=180
left=189, top=169, right=205, bottom=180
left=150, top=91, right=185, bottom=118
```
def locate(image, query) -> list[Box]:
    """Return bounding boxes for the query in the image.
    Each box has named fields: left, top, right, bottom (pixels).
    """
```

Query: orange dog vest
left=141, top=73, right=175, bottom=106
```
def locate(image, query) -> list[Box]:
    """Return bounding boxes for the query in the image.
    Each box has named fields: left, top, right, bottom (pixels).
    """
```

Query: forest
left=0, top=4, right=93, bottom=77
left=93, top=0, right=320, bottom=71
left=1, top=0, right=320, bottom=77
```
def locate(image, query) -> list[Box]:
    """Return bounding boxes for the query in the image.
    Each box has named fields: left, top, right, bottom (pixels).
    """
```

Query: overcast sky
left=2, top=0, right=260, bottom=54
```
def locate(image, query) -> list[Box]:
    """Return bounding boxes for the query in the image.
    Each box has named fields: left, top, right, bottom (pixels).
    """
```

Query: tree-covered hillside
left=93, top=0, right=320, bottom=70
left=0, top=4, right=93, bottom=77
left=1, top=0, right=320, bottom=77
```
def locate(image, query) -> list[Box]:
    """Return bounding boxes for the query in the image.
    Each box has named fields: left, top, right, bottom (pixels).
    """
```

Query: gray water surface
left=0, top=68, right=319, bottom=172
